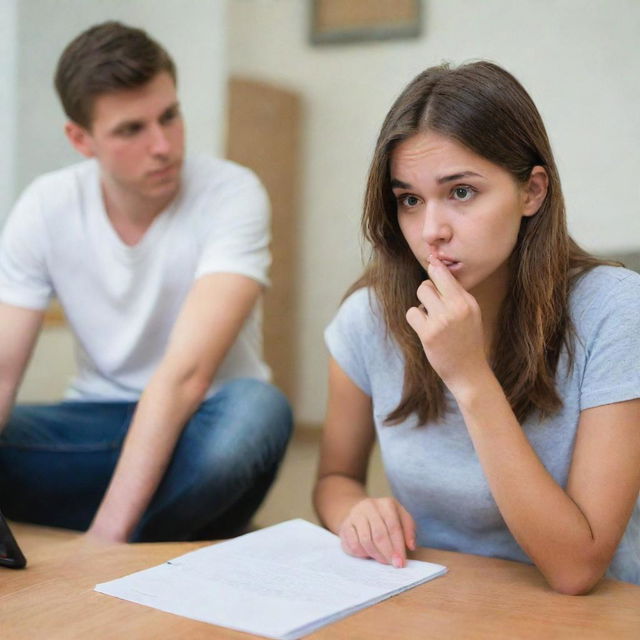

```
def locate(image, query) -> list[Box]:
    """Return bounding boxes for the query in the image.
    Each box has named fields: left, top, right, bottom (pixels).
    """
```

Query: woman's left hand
left=406, top=255, right=490, bottom=397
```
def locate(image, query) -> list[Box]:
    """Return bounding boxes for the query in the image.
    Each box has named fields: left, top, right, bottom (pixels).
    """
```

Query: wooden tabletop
left=2, top=523, right=640, bottom=639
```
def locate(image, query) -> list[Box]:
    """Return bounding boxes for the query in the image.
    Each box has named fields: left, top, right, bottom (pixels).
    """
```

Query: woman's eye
left=452, top=186, right=475, bottom=202
left=400, top=195, right=420, bottom=207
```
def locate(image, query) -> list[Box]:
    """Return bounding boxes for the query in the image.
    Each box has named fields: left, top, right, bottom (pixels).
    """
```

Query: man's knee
left=177, top=378, right=293, bottom=478
left=214, top=377, right=293, bottom=444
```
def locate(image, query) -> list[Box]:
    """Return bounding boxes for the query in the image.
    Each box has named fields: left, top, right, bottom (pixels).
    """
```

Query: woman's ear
left=522, top=166, right=549, bottom=217
left=64, top=121, right=95, bottom=158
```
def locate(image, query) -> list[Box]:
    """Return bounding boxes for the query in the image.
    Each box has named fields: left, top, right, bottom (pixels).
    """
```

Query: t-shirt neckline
left=91, top=166, right=180, bottom=262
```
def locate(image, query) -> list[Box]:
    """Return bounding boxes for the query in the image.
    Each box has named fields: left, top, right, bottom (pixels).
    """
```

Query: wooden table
left=2, top=523, right=639, bottom=639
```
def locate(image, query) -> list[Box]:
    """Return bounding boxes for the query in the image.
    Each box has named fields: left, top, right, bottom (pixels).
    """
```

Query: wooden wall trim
left=44, top=300, right=66, bottom=327
left=226, top=77, right=302, bottom=402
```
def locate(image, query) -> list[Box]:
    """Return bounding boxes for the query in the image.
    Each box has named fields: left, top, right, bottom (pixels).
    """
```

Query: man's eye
left=161, top=109, right=180, bottom=125
left=117, top=124, right=142, bottom=137
left=452, top=186, right=475, bottom=202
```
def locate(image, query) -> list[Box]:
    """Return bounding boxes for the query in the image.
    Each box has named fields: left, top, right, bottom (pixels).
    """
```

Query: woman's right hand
left=338, top=497, right=417, bottom=568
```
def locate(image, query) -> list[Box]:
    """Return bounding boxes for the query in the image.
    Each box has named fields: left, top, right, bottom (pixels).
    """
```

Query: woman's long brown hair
left=354, top=61, right=610, bottom=425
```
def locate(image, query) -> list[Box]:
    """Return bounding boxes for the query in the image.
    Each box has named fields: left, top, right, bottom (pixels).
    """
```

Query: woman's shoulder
left=567, top=265, right=640, bottom=413
left=339, top=286, right=381, bottom=315
left=571, top=264, right=640, bottom=300
left=324, top=286, right=390, bottom=396
left=326, top=286, right=386, bottom=342
left=570, top=265, right=640, bottom=328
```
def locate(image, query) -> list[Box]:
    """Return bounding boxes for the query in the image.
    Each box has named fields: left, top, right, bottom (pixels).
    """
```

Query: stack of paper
left=95, top=519, right=447, bottom=639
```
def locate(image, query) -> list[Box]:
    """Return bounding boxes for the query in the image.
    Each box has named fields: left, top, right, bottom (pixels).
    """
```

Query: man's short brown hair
left=54, top=21, right=176, bottom=129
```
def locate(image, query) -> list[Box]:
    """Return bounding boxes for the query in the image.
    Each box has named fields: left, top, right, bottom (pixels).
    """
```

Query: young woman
left=313, top=61, right=640, bottom=595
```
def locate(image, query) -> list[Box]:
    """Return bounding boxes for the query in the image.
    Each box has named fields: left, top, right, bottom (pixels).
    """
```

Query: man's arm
left=87, top=272, right=262, bottom=542
left=0, top=303, right=44, bottom=430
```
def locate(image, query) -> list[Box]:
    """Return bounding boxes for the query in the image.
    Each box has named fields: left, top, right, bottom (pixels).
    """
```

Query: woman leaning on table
left=313, top=60, right=640, bottom=595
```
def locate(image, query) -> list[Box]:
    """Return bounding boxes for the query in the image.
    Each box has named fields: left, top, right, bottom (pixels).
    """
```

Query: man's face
left=68, top=71, right=185, bottom=207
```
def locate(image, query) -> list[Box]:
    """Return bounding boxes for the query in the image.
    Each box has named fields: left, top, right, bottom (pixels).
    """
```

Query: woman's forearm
left=314, top=474, right=369, bottom=534
left=456, top=373, right=605, bottom=593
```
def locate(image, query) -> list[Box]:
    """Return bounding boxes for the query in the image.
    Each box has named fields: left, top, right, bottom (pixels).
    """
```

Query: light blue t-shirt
left=325, top=266, right=640, bottom=584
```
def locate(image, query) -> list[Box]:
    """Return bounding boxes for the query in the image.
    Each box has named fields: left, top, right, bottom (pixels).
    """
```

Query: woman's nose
left=421, top=201, right=452, bottom=244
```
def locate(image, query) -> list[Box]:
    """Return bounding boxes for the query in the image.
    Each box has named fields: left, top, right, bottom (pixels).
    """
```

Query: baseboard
left=294, top=422, right=322, bottom=441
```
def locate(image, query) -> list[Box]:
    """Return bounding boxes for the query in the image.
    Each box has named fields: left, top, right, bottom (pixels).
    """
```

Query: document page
left=95, top=519, right=447, bottom=639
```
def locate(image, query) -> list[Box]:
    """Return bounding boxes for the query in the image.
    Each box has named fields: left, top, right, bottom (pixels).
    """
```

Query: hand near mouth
left=406, top=254, right=491, bottom=399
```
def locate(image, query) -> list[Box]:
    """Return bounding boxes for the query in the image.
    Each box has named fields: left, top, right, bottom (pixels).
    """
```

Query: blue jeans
left=0, top=378, right=292, bottom=541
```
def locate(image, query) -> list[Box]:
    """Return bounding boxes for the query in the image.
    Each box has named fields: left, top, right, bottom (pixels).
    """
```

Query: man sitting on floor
left=0, top=21, right=292, bottom=542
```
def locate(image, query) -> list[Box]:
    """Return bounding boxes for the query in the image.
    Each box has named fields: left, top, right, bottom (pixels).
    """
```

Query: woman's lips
left=435, top=258, right=462, bottom=272
left=433, top=255, right=460, bottom=267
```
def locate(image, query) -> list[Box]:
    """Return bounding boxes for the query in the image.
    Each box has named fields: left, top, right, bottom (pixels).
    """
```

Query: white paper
left=95, top=519, right=447, bottom=639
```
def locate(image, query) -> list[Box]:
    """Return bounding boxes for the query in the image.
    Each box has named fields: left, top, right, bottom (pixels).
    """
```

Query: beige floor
left=254, top=428, right=390, bottom=528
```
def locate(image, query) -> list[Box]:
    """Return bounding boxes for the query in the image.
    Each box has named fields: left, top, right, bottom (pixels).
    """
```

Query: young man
left=0, top=22, right=292, bottom=542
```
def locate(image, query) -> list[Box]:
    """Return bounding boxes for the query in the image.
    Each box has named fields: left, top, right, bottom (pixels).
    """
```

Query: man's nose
left=149, top=124, right=171, bottom=155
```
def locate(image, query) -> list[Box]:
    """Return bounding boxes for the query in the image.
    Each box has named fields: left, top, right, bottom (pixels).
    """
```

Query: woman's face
left=391, top=130, right=545, bottom=302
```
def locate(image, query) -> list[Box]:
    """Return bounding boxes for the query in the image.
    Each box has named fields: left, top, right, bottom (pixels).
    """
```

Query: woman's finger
left=398, top=504, right=417, bottom=551
left=353, top=515, right=390, bottom=565
left=406, top=305, right=429, bottom=336
left=338, top=498, right=416, bottom=568
left=340, top=523, right=369, bottom=558
left=378, top=499, right=411, bottom=567
left=417, top=279, right=445, bottom=315
left=367, top=507, right=400, bottom=565
left=426, top=254, right=465, bottom=298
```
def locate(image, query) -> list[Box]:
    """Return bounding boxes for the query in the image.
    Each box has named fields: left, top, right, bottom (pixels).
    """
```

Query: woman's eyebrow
left=390, top=178, right=411, bottom=190
left=437, top=171, right=484, bottom=184
left=391, top=171, right=485, bottom=190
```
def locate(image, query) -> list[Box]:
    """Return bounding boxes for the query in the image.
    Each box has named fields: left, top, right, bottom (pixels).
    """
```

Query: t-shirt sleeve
left=195, top=168, right=271, bottom=286
left=324, top=288, right=375, bottom=396
left=579, top=272, right=640, bottom=410
left=0, top=183, right=53, bottom=310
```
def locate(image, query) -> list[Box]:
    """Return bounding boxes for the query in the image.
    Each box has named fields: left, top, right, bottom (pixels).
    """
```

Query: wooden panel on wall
left=44, top=299, right=65, bottom=326
left=226, top=77, right=301, bottom=402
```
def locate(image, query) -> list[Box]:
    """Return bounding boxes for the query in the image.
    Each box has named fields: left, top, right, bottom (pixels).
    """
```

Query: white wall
left=12, top=0, right=227, bottom=200
left=17, top=328, right=76, bottom=403
left=0, top=0, right=18, bottom=220
left=228, top=0, right=640, bottom=424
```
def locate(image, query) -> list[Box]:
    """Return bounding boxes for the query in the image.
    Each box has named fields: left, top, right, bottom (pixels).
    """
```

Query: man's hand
left=86, top=520, right=129, bottom=543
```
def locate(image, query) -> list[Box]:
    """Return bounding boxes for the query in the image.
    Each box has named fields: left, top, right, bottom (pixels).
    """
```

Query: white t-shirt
left=0, top=154, right=271, bottom=400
